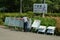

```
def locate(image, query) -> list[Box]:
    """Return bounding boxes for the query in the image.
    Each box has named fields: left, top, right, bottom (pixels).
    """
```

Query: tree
left=22, top=0, right=34, bottom=12
left=0, top=0, right=60, bottom=13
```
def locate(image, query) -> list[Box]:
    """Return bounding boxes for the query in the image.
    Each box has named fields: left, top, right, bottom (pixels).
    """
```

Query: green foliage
left=45, top=13, right=60, bottom=17
left=32, top=16, right=56, bottom=27
left=0, top=13, right=56, bottom=27
left=0, top=18, right=3, bottom=25
left=27, top=11, right=34, bottom=18
left=0, top=0, right=60, bottom=13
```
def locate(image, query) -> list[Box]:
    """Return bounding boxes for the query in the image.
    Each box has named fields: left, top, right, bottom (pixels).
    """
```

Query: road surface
left=0, top=28, right=60, bottom=40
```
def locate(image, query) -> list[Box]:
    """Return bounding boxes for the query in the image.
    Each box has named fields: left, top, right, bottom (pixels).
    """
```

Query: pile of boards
left=4, top=17, right=56, bottom=35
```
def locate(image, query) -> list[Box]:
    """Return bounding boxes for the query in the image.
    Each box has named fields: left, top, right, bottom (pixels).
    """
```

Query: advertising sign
left=32, top=20, right=41, bottom=29
left=33, top=4, right=47, bottom=13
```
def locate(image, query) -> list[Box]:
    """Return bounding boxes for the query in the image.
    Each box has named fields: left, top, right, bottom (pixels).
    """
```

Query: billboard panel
left=33, top=4, right=47, bottom=13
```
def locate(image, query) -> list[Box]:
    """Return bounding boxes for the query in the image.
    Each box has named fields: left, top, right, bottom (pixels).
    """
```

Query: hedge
left=0, top=13, right=56, bottom=26
left=32, top=16, right=56, bottom=27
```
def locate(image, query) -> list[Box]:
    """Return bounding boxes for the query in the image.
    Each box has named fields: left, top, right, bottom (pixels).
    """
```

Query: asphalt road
left=0, top=28, right=60, bottom=40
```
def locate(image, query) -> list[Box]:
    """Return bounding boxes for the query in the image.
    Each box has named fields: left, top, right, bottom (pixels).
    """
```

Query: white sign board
left=38, top=26, right=46, bottom=33
left=27, top=18, right=32, bottom=29
left=32, top=20, right=41, bottom=29
left=5, top=17, right=24, bottom=27
left=33, top=4, right=47, bottom=13
left=46, top=26, right=56, bottom=34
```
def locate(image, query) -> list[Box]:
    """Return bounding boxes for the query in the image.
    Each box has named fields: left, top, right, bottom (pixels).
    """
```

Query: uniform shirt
left=23, top=17, right=28, bottom=22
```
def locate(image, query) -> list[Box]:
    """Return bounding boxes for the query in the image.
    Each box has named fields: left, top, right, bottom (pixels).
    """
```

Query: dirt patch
left=0, top=28, right=60, bottom=40
left=55, top=17, right=60, bottom=32
left=50, top=17, right=60, bottom=29
left=0, top=25, right=5, bottom=28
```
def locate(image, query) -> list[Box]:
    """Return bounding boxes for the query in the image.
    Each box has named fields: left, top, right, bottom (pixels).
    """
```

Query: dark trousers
left=24, top=22, right=28, bottom=32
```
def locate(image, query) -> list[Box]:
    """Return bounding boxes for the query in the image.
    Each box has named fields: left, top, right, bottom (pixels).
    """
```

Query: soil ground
left=0, top=26, right=60, bottom=40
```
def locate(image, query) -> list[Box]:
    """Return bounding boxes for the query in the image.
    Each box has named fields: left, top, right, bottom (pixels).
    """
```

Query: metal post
left=20, top=0, right=22, bottom=13
left=42, top=0, right=45, bottom=18
left=44, top=0, right=45, bottom=4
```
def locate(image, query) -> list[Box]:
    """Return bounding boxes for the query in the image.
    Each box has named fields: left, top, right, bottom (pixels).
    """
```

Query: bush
left=0, top=19, right=3, bottom=25
left=27, top=11, right=34, bottom=18
left=32, top=16, right=56, bottom=27
left=0, top=13, right=56, bottom=26
left=45, top=13, right=60, bottom=17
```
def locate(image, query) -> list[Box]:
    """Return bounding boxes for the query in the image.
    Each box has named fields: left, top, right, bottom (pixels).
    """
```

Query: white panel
left=32, top=20, right=41, bottom=29
left=33, top=4, right=47, bottom=13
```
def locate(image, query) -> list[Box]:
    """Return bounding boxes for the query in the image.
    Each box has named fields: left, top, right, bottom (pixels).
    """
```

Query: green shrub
left=27, top=11, right=34, bottom=18
left=0, top=19, right=3, bottom=25
left=46, top=13, right=60, bottom=17
left=0, top=13, right=56, bottom=26
left=32, top=16, right=56, bottom=27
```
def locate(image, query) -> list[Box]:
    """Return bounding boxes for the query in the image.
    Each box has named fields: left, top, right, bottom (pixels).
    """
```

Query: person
left=23, top=16, right=29, bottom=32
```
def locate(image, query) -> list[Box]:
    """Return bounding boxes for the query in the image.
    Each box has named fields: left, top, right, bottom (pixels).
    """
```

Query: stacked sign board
left=5, top=17, right=32, bottom=29
left=31, top=20, right=41, bottom=30
left=5, top=17, right=56, bottom=35
left=27, top=18, right=32, bottom=29
left=33, top=4, right=47, bottom=13
left=5, top=17, right=24, bottom=28
left=38, top=26, right=47, bottom=33
left=46, top=26, right=56, bottom=34
left=5, top=17, right=10, bottom=25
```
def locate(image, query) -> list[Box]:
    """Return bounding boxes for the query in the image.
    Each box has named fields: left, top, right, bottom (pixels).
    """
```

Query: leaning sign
left=33, top=4, right=47, bottom=13
left=4, top=17, right=24, bottom=28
